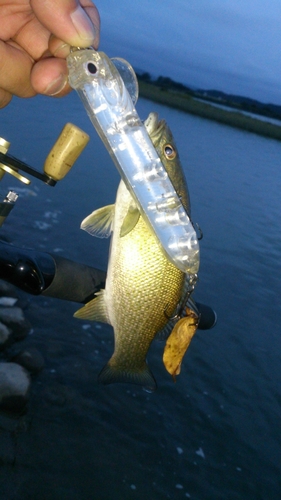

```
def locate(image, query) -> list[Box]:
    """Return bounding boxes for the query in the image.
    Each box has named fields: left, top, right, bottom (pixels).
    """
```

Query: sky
left=95, top=0, right=281, bottom=105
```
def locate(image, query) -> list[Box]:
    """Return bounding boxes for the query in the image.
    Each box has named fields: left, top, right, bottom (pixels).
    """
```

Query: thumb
left=31, top=0, right=100, bottom=48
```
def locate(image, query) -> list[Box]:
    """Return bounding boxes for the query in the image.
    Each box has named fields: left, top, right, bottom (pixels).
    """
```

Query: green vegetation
left=138, top=79, right=281, bottom=142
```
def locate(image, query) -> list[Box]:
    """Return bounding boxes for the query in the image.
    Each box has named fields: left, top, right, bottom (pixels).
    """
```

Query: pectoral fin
left=81, top=205, right=115, bottom=238
left=120, top=205, right=140, bottom=237
left=74, top=290, right=110, bottom=324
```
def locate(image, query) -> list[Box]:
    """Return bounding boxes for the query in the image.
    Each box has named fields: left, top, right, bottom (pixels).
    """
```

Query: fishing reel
left=0, top=123, right=89, bottom=226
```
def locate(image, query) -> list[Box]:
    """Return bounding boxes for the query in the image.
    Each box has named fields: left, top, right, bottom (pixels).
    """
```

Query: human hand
left=0, top=0, right=100, bottom=108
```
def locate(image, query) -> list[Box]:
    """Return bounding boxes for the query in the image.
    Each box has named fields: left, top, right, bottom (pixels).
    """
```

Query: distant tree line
left=136, top=71, right=281, bottom=121
left=136, top=72, right=192, bottom=94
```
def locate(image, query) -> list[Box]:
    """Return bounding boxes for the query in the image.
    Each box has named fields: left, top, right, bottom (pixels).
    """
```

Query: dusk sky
left=96, top=0, right=281, bottom=104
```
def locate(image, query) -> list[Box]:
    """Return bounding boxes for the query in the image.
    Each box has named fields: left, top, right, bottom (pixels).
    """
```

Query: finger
left=0, top=41, right=36, bottom=98
left=11, top=16, right=51, bottom=61
left=48, top=35, right=71, bottom=59
left=0, top=89, right=13, bottom=109
left=31, top=0, right=100, bottom=48
left=31, top=58, right=71, bottom=97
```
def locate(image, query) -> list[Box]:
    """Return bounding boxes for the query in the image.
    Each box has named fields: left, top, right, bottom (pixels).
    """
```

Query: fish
left=74, top=112, right=193, bottom=390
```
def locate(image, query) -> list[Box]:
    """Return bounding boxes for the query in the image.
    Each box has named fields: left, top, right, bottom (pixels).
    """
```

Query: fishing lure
left=67, top=48, right=199, bottom=274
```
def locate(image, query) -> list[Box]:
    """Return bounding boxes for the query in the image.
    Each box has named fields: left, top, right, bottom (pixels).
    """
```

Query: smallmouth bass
left=74, top=112, right=196, bottom=390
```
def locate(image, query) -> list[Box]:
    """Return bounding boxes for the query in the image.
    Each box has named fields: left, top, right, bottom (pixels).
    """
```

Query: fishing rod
left=0, top=239, right=216, bottom=329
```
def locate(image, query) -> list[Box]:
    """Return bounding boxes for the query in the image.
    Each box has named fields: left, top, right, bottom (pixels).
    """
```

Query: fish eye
left=87, top=62, right=98, bottom=74
left=164, top=144, right=176, bottom=160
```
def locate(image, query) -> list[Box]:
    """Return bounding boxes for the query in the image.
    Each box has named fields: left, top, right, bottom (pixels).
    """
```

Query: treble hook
left=164, top=302, right=181, bottom=321
left=163, top=273, right=199, bottom=321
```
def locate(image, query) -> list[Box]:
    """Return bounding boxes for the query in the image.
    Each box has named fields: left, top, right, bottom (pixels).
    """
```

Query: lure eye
left=164, top=144, right=176, bottom=160
left=87, top=62, right=97, bottom=74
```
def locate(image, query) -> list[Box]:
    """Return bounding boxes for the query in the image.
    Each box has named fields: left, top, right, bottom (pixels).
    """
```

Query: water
left=0, top=93, right=281, bottom=499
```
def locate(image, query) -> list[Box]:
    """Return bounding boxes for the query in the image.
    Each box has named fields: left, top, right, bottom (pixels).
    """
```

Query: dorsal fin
left=155, top=317, right=177, bottom=341
left=81, top=205, right=115, bottom=238
left=74, top=290, right=110, bottom=324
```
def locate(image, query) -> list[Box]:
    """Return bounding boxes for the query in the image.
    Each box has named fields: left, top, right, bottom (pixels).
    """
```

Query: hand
left=0, top=0, right=100, bottom=108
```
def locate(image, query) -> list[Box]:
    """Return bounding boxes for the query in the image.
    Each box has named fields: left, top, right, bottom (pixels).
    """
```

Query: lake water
left=0, top=92, right=280, bottom=500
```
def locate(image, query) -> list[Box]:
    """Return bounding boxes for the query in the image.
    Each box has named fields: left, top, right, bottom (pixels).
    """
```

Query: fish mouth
left=144, top=112, right=166, bottom=140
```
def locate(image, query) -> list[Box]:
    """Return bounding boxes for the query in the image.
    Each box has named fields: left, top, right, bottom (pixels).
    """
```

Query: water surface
left=0, top=93, right=280, bottom=499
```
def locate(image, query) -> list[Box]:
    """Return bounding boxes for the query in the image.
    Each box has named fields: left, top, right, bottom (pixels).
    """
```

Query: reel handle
left=44, top=123, right=90, bottom=181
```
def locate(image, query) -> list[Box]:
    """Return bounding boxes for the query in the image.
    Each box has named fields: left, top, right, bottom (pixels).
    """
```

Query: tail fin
left=98, top=360, right=157, bottom=392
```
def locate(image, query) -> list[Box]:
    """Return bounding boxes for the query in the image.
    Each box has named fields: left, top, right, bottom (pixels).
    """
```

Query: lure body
left=67, top=48, right=199, bottom=274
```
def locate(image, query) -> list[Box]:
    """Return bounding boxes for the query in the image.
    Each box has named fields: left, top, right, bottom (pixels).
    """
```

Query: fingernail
left=44, top=74, right=68, bottom=96
left=70, top=6, right=95, bottom=44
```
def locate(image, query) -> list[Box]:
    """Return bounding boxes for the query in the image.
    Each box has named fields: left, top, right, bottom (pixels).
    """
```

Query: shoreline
left=138, top=81, right=281, bottom=141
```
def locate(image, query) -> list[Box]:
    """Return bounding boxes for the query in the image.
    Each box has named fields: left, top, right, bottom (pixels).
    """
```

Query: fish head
left=144, top=112, right=176, bottom=161
left=144, top=112, right=191, bottom=214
